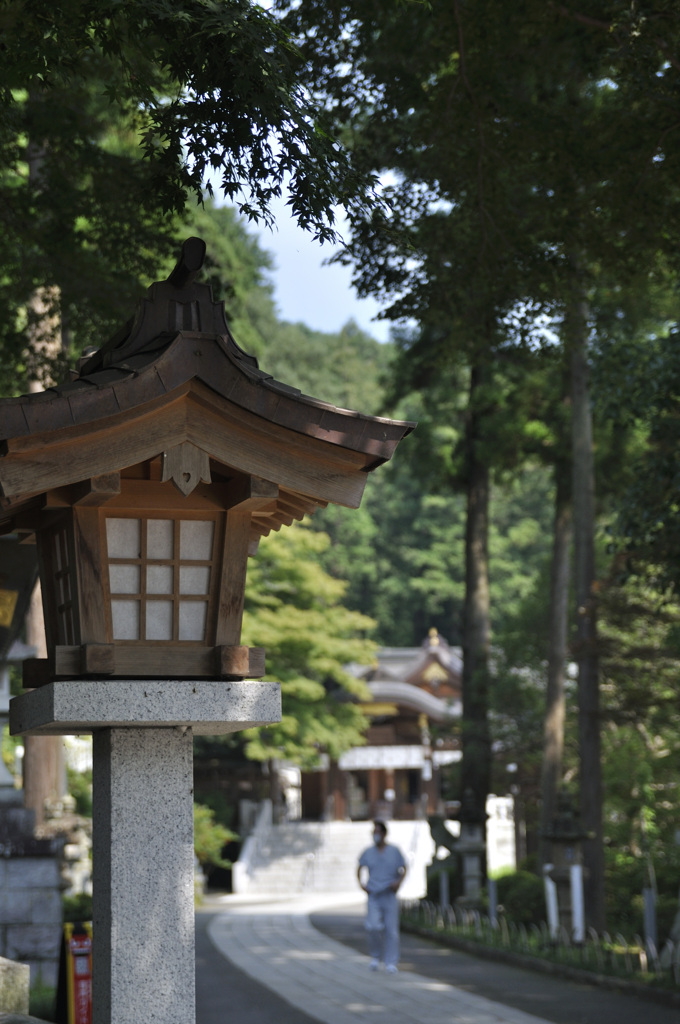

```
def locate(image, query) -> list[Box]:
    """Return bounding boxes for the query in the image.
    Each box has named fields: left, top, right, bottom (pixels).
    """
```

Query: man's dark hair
left=373, top=820, right=387, bottom=836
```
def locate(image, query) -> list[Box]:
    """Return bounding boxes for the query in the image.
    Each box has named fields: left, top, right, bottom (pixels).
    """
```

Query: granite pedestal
left=10, top=679, right=281, bottom=1024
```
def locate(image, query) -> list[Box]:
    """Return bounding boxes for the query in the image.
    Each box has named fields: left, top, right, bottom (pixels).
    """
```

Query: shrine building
left=300, top=629, right=462, bottom=822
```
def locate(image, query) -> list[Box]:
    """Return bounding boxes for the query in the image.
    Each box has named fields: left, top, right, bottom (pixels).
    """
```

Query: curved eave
left=0, top=332, right=414, bottom=464
left=368, top=681, right=461, bottom=723
left=0, top=333, right=414, bottom=513
left=0, top=386, right=373, bottom=515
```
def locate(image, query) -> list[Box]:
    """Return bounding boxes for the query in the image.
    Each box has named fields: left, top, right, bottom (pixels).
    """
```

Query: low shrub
left=30, top=981, right=56, bottom=1022
left=495, top=870, right=545, bottom=927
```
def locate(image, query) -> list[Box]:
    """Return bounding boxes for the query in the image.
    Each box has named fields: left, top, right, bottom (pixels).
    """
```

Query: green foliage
left=612, top=327, right=680, bottom=590
left=8, top=664, right=23, bottom=698
left=604, top=846, right=680, bottom=942
left=241, top=523, right=376, bottom=768
left=489, top=463, right=555, bottom=641
left=29, top=980, right=56, bottom=1022
left=260, top=319, right=393, bottom=414
left=0, top=57, right=181, bottom=386
left=316, top=389, right=468, bottom=647
left=193, top=803, right=237, bottom=870
left=1, top=723, right=20, bottom=777
left=66, top=767, right=93, bottom=818
left=279, top=0, right=674, bottom=334
left=597, top=566, right=680, bottom=891
left=489, top=662, right=548, bottom=799
left=495, top=870, right=546, bottom=928
left=0, top=0, right=379, bottom=388
left=316, top=456, right=466, bottom=647
left=63, top=892, right=93, bottom=924
left=0, top=0, right=372, bottom=230
left=194, top=789, right=239, bottom=832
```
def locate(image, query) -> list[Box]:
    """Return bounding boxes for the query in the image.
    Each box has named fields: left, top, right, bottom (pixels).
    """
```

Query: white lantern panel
left=111, top=599, right=140, bottom=640
left=147, top=519, right=174, bottom=560
left=109, top=565, right=140, bottom=595
left=178, top=601, right=207, bottom=641
left=179, top=520, right=214, bottom=561
left=106, top=519, right=141, bottom=559
left=179, top=566, right=210, bottom=595
left=147, top=565, right=174, bottom=595
left=146, top=600, right=173, bottom=641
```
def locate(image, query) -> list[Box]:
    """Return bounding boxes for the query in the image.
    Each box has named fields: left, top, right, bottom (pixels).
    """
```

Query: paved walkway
left=205, top=893, right=548, bottom=1024
left=197, top=893, right=680, bottom=1024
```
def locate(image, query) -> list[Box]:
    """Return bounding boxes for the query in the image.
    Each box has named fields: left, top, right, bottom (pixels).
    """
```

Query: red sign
left=65, top=923, right=92, bottom=1024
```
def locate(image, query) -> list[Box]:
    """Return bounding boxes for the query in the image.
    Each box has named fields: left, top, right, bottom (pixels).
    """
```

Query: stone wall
left=0, top=794, right=62, bottom=989
left=0, top=859, right=62, bottom=988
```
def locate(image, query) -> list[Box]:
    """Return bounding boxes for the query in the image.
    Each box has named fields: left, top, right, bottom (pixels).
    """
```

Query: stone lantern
left=1, top=238, right=414, bottom=1024
left=456, top=786, right=487, bottom=907
left=543, top=789, right=588, bottom=940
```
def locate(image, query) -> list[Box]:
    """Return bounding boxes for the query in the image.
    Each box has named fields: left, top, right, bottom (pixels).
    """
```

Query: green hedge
left=495, top=871, right=545, bottom=927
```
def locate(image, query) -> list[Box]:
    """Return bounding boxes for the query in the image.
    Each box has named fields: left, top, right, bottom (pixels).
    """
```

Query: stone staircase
left=233, top=817, right=433, bottom=898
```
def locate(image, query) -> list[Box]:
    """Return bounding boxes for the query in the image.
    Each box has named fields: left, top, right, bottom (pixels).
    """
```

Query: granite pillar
left=92, top=728, right=194, bottom=1024
left=10, top=679, right=281, bottom=1024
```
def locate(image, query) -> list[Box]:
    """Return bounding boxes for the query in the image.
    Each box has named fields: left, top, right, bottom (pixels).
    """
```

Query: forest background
left=1, top=0, right=680, bottom=941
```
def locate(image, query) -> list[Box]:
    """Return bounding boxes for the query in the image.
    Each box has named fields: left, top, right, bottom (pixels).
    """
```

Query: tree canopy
left=0, top=0, right=379, bottom=388
left=240, top=524, right=376, bottom=769
left=1, top=0, right=371, bottom=228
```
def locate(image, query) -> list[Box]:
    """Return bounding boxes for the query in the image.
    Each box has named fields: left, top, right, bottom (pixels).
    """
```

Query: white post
left=92, top=728, right=195, bottom=1024
left=543, top=866, right=559, bottom=939
left=570, top=864, right=585, bottom=942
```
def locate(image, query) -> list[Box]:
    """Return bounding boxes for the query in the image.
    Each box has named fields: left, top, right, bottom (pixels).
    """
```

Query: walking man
left=357, top=820, right=407, bottom=973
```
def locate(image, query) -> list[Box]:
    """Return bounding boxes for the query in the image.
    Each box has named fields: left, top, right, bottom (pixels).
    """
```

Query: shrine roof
left=0, top=327, right=411, bottom=460
left=0, top=238, right=415, bottom=524
left=366, top=680, right=461, bottom=722
left=353, top=634, right=462, bottom=686
left=348, top=630, right=462, bottom=726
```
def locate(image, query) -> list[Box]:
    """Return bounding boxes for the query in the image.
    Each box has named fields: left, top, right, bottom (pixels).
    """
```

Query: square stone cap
left=9, top=679, right=281, bottom=736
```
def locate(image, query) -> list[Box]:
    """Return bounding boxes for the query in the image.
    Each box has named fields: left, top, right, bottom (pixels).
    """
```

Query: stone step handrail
left=231, top=799, right=273, bottom=893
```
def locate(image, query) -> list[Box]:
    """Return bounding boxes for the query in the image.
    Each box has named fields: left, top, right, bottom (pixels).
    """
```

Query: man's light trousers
left=365, top=890, right=400, bottom=968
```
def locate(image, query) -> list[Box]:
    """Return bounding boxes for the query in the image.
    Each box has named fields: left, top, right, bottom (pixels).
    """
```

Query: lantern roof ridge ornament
left=0, top=238, right=415, bottom=532
left=78, top=235, right=260, bottom=377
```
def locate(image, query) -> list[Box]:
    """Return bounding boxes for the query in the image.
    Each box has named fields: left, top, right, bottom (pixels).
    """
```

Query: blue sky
left=255, top=196, right=391, bottom=343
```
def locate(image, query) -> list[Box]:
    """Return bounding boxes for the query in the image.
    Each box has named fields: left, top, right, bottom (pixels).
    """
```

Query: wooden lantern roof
left=0, top=238, right=414, bottom=541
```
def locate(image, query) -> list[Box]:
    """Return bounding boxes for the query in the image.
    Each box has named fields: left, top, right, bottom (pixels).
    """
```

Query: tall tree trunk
left=540, top=466, right=572, bottom=865
left=567, top=290, right=605, bottom=931
left=21, top=119, right=66, bottom=827
left=23, top=582, right=65, bottom=827
left=460, top=363, right=492, bottom=830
